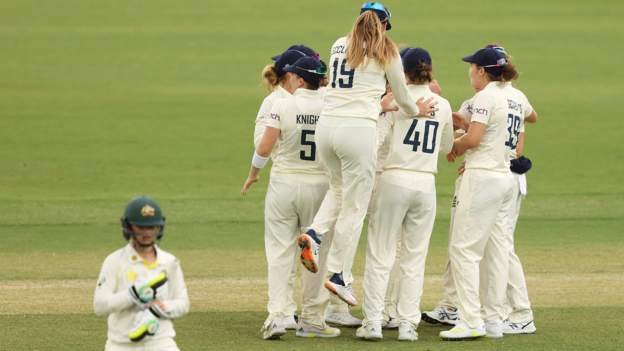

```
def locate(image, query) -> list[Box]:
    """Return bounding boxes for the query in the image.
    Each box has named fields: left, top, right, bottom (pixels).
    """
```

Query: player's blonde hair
left=346, top=11, right=397, bottom=69
left=261, top=64, right=281, bottom=91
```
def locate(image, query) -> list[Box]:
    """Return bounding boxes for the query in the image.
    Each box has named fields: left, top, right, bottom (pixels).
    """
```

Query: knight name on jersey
left=296, top=114, right=319, bottom=125
left=507, top=99, right=524, bottom=115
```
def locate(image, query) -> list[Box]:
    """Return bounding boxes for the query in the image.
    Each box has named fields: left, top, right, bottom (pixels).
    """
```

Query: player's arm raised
left=385, top=53, right=437, bottom=117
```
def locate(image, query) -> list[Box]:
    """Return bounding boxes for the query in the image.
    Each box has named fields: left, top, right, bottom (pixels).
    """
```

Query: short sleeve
left=266, top=99, right=284, bottom=129
left=520, top=91, right=534, bottom=118
left=471, top=92, right=494, bottom=124
left=457, top=98, right=474, bottom=119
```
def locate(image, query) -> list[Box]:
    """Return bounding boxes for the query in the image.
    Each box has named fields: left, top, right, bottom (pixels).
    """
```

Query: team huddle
left=90, top=2, right=538, bottom=349
left=241, top=1, right=538, bottom=342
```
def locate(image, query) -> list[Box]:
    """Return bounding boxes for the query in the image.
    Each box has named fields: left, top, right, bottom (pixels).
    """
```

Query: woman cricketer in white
left=252, top=46, right=319, bottom=330
left=94, top=196, right=189, bottom=351
left=440, top=47, right=519, bottom=340
left=424, top=45, right=539, bottom=335
left=296, top=2, right=436, bottom=307
left=241, top=56, right=342, bottom=339
left=357, top=48, right=453, bottom=341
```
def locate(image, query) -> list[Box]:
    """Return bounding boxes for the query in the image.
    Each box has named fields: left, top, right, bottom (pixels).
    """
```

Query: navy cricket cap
left=273, top=49, right=307, bottom=77
left=360, top=2, right=392, bottom=30
left=402, top=48, right=432, bottom=71
left=284, top=56, right=327, bottom=86
left=462, top=47, right=508, bottom=75
left=272, top=44, right=318, bottom=61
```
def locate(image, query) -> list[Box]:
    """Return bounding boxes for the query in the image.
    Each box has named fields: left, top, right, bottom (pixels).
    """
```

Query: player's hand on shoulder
left=416, top=97, right=438, bottom=118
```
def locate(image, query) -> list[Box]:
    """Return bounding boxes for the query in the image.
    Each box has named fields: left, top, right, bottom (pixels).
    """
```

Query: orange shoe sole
left=324, top=281, right=357, bottom=306
left=297, top=234, right=318, bottom=273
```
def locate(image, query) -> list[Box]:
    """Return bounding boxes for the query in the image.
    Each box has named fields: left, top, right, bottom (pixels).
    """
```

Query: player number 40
left=403, top=119, right=439, bottom=154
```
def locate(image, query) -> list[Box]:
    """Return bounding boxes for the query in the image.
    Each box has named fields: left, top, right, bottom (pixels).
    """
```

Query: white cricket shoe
left=422, top=306, right=459, bottom=326
left=280, top=315, right=298, bottom=330
left=440, top=321, right=486, bottom=341
left=324, top=273, right=358, bottom=306
left=297, top=230, right=321, bottom=273
left=502, top=319, right=537, bottom=334
left=261, top=318, right=286, bottom=340
left=356, top=320, right=383, bottom=341
left=325, top=311, right=362, bottom=327
left=398, top=322, right=418, bottom=341
left=295, top=322, right=341, bottom=338
left=382, top=317, right=399, bottom=329
left=485, top=320, right=503, bottom=338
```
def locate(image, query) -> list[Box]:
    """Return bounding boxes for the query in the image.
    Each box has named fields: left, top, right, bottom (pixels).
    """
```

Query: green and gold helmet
left=120, top=196, right=166, bottom=240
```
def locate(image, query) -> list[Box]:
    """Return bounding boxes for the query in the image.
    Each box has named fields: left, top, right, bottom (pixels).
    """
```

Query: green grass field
left=1, top=0, right=623, bottom=350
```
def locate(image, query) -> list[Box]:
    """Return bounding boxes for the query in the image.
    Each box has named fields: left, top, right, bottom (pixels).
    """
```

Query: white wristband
left=252, top=151, right=269, bottom=169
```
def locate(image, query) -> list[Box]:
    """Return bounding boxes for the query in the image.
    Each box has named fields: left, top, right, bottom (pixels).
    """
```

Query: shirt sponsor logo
left=296, top=114, right=319, bottom=125
left=270, top=113, right=280, bottom=121
left=474, top=107, right=489, bottom=116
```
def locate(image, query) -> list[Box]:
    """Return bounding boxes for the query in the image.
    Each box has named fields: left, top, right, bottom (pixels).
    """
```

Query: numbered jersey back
left=266, top=89, right=325, bottom=175
left=502, top=83, right=533, bottom=160
left=321, top=36, right=387, bottom=120
left=381, top=86, right=453, bottom=174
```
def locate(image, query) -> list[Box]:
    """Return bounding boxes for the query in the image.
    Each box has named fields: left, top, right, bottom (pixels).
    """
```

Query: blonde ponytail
left=261, top=64, right=279, bottom=91
left=346, top=11, right=397, bottom=69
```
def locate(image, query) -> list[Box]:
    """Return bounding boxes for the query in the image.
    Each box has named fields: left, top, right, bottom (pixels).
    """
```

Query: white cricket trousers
left=450, top=168, right=514, bottom=328
left=105, top=338, right=179, bottom=351
left=310, top=116, right=377, bottom=275
left=504, top=173, right=534, bottom=323
left=438, top=175, right=463, bottom=309
left=363, top=170, right=436, bottom=326
left=265, top=173, right=329, bottom=317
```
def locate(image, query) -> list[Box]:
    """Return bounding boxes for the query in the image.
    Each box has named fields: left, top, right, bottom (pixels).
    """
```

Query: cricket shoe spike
left=356, top=320, right=383, bottom=341
left=325, top=311, right=362, bottom=327
left=295, top=322, right=341, bottom=338
left=440, top=321, right=485, bottom=341
left=297, top=229, right=321, bottom=273
left=502, top=319, right=537, bottom=335
left=422, top=305, right=459, bottom=326
left=129, top=309, right=160, bottom=342
left=261, top=318, right=286, bottom=340
left=324, top=273, right=358, bottom=306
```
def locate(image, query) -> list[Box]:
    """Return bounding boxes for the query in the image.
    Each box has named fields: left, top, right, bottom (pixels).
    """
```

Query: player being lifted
left=94, top=196, right=189, bottom=351
left=357, top=48, right=454, bottom=341
left=424, top=45, right=538, bottom=335
left=241, top=56, right=342, bottom=339
left=297, top=1, right=436, bottom=307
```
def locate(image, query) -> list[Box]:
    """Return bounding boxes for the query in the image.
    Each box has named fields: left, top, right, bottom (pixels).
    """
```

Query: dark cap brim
left=462, top=55, right=477, bottom=63
left=271, top=54, right=281, bottom=61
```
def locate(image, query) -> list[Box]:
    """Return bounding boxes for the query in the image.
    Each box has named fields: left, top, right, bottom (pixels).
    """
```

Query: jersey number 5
left=331, top=58, right=355, bottom=88
left=403, top=119, right=439, bottom=154
left=300, top=130, right=316, bottom=161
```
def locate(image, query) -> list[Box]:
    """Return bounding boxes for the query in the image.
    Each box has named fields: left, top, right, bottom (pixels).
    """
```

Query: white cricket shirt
left=379, top=85, right=454, bottom=174
left=321, top=36, right=420, bottom=121
left=265, top=88, right=326, bottom=175
left=94, top=244, right=190, bottom=344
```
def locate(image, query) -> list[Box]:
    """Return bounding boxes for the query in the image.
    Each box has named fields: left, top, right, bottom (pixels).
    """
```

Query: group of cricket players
left=92, top=2, right=538, bottom=349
